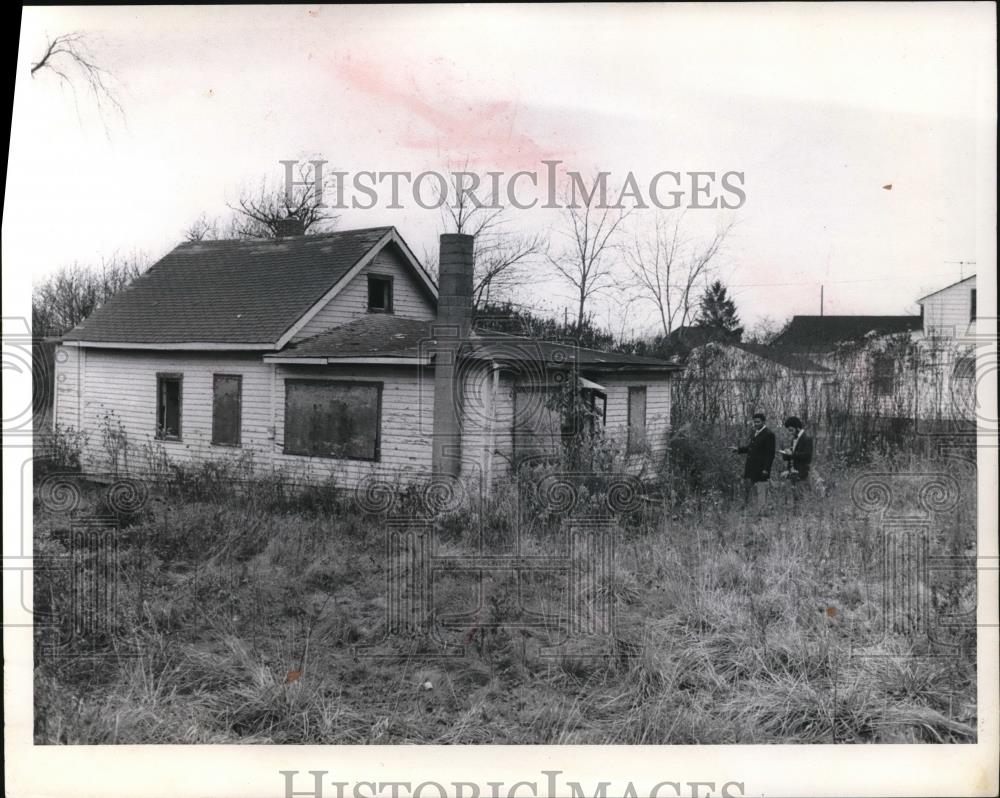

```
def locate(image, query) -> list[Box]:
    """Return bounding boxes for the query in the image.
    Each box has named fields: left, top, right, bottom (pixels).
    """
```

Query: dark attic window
left=368, top=274, right=393, bottom=313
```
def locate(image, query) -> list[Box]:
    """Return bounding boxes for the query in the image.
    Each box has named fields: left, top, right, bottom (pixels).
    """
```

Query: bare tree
left=624, top=213, right=734, bottom=336
left=32, top=255, right=149, bottom=338
left=548, top=181, right=632, bottom=326
left=745, top=315, right=786, bottom=345
left=228, top=163, right=339, bottom=238
left=31, top=32, right=124, bottom=127
left=427, top=172, right=544, bottom=309
left=182, top=165, right=339, bottom=242
left=182, top=213, right=222, bottom=243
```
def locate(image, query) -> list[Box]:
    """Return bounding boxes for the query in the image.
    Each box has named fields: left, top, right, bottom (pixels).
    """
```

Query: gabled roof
left=60, top=227, right=436, bottom=349
left=916, top=274, right=976, bottom=303
left=771, top=315, right=922, bottom=352
left=268, top=315, right=682, bottom=372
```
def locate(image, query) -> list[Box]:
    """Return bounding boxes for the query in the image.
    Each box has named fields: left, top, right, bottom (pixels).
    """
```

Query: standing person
left=731, top=412, right=776, bottom=512
left=779, top=416, right=813, bottom=504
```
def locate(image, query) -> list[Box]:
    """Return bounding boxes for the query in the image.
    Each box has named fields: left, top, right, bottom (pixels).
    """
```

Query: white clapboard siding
left=490, top=372, right=672, bottom=474
left=53, top=344, right=82, bottom=431
left=922, top=276, right=977, bottom=339
left=601, top=374, right=672, bottom=472
left=53, top=342, right=673, bottom=488
left=53, top=349, right=438, bottom=488
left=292, top=245, right=436, bottom=341
left=67, top=350, right=275, bottom=475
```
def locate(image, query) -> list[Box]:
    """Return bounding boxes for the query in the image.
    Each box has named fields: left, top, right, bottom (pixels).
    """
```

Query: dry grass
left=33, top=453, right=977, bottom=744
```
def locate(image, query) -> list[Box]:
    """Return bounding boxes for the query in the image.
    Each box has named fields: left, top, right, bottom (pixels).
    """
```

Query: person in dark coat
left=779, top=416, right=813, bottom=504
left=731, top=412, right=775, bottom=511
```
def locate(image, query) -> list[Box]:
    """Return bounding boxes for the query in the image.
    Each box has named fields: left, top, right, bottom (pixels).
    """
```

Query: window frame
left=626, top=385, right=648, bottom=453
left=211, top=373, right=243, bottom=447
left=367, top=274, right=394, bottom=314
left=155, top=373, right=183, bottom=441
left=282, top=378, right=383, bottom=462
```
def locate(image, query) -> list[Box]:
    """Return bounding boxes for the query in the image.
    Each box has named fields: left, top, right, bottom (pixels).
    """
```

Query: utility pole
left=820, top=285, right=824, bottom=316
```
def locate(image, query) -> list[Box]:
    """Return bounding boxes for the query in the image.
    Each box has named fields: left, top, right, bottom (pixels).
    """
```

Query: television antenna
left=945, top=261, right=976, bottom=279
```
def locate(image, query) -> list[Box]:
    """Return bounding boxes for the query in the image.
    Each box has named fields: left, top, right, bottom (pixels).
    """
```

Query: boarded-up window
left=156, top=374, right=182, bottom=440
left=368, top=275, right=393, bottom=312
left=212, top=374, right=242, bottom=446
left=284, top=380, right=381, bottom=460
left=627, top=386, right=647, bottom=453
left=871, top=353, right=895, bottom=397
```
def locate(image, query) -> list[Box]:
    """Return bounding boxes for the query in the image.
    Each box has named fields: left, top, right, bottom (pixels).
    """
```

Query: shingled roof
left=269, top=315, right=432, bottom=360
left=61, top=227, right=433, bottom=347
left=270, top=316, right=682, bottom=371
left=771, top=315, right=922, bottom=352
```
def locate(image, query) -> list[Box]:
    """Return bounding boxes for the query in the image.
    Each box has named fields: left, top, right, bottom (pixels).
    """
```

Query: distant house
left=677, top=339, right=832, bottom=427
left=917, top=274, right=977, bottom=341
left=915, top=274, right=978, bottom=423
left=53, top=226, right=681, bottom=489
left=770, top=275, right=978, bottom=425
left=771, top=314, right=924, bottom=368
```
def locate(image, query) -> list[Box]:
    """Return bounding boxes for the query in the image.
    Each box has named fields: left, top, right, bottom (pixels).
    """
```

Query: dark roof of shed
left=272, top=316, right=682, bottom=371
left=771, top=315, right=922, bottom=352
left=61, top=227, right=404, bottom=345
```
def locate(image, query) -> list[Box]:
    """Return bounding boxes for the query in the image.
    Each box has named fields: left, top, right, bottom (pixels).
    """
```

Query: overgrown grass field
left=33, top=449, right=977, bottom=744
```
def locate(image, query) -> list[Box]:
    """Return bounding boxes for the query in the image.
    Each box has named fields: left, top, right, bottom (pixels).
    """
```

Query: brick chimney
left=274, top=217, right=305, bottom=238
left=431, top=234, right=474, bottom=479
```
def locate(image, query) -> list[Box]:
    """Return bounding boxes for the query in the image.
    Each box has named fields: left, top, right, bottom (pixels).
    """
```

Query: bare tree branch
left=183, top=165, right=340, bottom=241
left=624, top=212, right=735, bottom=336
left=548, top=179, right=632, bottom=325
left=228, top=163, right=339, bottom=238
left=31, top=32, right=125, bottom=130
left=429, top=166, right=546, bottom=309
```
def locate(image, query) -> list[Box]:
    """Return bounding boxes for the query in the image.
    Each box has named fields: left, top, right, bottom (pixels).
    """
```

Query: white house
left=917, top=274, right=977, bottom=341
left=52, top=226, right=680, bottom=489
left=767, top=275, right=979, bottom=426
left=915, top=274, right=978, bottom=423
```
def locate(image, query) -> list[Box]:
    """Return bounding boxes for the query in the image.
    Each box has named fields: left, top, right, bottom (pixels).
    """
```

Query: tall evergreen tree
left=696, top=280, right=743, bottom=340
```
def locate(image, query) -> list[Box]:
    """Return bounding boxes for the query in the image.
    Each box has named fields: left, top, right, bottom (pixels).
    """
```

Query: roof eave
left=264, top=355, right=431, bottom=366
left=59, top=340, right=279, bottom=351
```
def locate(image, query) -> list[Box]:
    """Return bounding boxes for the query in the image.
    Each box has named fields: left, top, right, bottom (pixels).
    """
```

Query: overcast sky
left=6, top=4, right=996, bottom=336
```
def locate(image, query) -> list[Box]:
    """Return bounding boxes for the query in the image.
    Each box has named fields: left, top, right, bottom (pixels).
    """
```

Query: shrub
left=663, top=420, right=743, bottom=506
left=35, top=424, right=88, bottom=476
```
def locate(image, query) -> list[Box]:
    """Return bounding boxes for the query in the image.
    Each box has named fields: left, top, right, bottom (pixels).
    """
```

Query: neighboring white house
left=768, top=275, right=979, bottom=426
left=915, top=274, right=978, bottom=424
left=52, top=226, right=680, bottom=489
left=917, top=274, right=977, bottom=341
